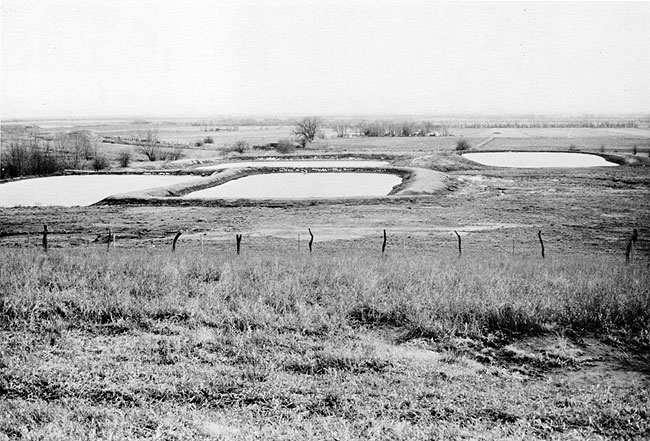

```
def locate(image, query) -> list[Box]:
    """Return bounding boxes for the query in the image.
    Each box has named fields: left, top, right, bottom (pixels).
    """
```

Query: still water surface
left=463, top=152, right=618, bottom=168
left=0, top=175, right=201, bottom=207
left=184, top=173, right=401, bottom=199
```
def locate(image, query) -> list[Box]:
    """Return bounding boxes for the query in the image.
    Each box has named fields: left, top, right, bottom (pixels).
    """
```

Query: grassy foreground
left=1, top=249, right=648, bottom=440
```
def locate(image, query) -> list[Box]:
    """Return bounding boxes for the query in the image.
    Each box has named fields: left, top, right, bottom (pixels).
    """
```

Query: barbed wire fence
left=11, top=224, right=643, bottom=266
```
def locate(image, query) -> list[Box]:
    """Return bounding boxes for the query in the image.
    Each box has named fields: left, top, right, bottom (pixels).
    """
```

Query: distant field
left=97, top=141, right=221, bottom=165
left=309, top=130, right=650, bottom=155
left=4, top=117, right=650, bottom=156
left=97, top=125, right=299, bottom=147
left=2, top=118, right=135, bottom=130
left=481, top=137, right=650, bottom=153
left=71, top=127, right=650, bottom=171
left=458, top=127, right=650, bottom=139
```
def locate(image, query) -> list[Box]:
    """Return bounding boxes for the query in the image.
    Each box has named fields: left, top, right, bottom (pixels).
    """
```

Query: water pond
left=463, top=152, right=618, bottom=168
left=196, top=160, right=389, bottom=171
left=183, top=172, right=402, bottom=199
left=0, top=175, right=202, bottom=207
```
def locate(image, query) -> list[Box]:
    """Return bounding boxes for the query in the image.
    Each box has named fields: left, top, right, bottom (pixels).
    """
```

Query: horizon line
left=3, top=111, right=650, bottom=123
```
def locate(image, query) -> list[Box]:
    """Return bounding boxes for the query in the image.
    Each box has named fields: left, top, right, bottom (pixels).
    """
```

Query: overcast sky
left=2, top=0, right=649, bottom=119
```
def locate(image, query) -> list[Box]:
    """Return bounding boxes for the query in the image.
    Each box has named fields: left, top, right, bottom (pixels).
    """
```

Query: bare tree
left=294, top=117, right=322, bottom=144
left=53, top=133, right=75, bottom=168
left=141, top=129, right=159, bottom=161
left=68, top=131, right=94, bottom=160
left=55, top=132, right=80, bottom=167
left=334, top=124, right=348, bottom=138
left=231, top=140, right=250, bottom=154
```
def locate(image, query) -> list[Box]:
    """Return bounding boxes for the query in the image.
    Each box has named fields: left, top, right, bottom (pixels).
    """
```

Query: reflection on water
left=0, top=175, right=202, bottom=207
left=463, top=152, right=618, bottom=168
left=196, top=160, right=389, bottom=171
left=183, top=173, right=402, bottom=199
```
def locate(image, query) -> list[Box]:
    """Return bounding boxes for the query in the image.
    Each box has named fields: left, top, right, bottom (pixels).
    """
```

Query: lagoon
left=183, top=172, right=401, bottom=199
left=463, top=152, right=618, bottom=168
left=0, top=175, right=202, bottom=207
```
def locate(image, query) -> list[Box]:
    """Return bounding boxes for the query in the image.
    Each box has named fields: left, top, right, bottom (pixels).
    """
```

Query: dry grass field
left=97, top=125, right=299, bottom=148
left=1, top=117, right=650, bottom=440
left=1, top=250, right=648, bottom=439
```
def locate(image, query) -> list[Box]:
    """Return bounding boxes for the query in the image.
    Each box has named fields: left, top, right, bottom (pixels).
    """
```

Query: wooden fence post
left=626, top=240, right=633, bottom=264
left=42, top=225, right=48, bottom=252
left=107, top=227, right=113, bottom=251
left=172, top=231, right=182, bottom=253
left=538, top=230, right=545, bottom=259
left=454, top=231, right=461, bottom=257
left=625, top=228, right=638, bottom=265
left=236, top=234, right=242, bottom=255
left=382, top=229, right=387, bottom=254
left=308, top=228, right=314, bottom=253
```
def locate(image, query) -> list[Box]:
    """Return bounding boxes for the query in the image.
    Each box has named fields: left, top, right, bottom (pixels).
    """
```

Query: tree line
left=330, top=118, right=639, bottom=137
left=333, top=120, right=451, bottom=137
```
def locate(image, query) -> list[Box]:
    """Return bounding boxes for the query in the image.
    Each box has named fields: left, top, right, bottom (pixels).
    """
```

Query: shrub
left=231, top=141, right=250, bottom=154
left=455, top=138, right=471, bottom=151
left=1, top=138, right=69, bottom=178
left=569, top=144, right=577, bottom=151
left=92, top=154, right=109, bottom=171
left=163, top=147, right=184, bottom=161
left=276, top=139, right=296, bottom=154
left=195, top=140, right=204, bottom=147
left=118, top=150, right=132, bottom=168
left=203, top=136, right=214, bottom=144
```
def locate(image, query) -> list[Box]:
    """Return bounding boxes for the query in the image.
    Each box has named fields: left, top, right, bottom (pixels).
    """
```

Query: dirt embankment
left=389, top=168, right=454, bottom=196
left=94, top=166, right=453, bottom=207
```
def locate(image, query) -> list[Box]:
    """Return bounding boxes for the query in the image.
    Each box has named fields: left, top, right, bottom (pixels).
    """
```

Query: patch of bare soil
left=181, top=222, right=530, bottom=244
left=354, top=329, right=649, bottom=396
left=444, top=334, right=649, bottom=387
left=364, top=329, right=649, bottom=411
left=547, top=338, right=650, bottom=389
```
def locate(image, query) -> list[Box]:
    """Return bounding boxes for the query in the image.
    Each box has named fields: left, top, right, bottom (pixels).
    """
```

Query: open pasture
left=97, top=125, right=299, bottom=148
left=307, top=127, right=650, bottom=155
left=480, top=136, right=650, bottom=154
left=96, top=141, right=221, bottom=167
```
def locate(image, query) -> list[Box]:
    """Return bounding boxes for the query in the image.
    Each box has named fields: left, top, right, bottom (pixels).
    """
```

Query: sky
left=1, top=0, right=649, bottom=119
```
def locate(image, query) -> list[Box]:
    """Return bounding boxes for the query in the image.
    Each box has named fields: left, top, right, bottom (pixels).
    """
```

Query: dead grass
left=1, top=249, right=648, bottom=439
